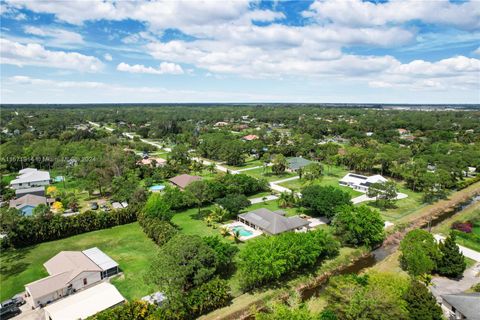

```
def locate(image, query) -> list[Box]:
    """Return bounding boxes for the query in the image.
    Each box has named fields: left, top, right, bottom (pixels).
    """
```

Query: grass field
left=432, top=202, right=480, bottom=251
left=370, top=185, right=425, bottom=222
left=277, top=165, right=362, bottom=197
left=225, top=158, right=263, bottom=170
left=0, top=223, right=158, bottom=301
left=244, top=167, right=297, bottom=182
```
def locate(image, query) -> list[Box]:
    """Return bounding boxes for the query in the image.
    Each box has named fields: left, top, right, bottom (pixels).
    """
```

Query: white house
left=25, top=248, right=119, bottom=308
left=10, top=168, right=50, bottom=190
left=440, top=293, right=480, bottom=320
left=339, top=173, right=388, bottom=192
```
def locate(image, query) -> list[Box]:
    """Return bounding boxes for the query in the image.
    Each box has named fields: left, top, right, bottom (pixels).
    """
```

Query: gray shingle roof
left=169, top=174, right=201, bottom=189
left=442, top=293, right=480, bottom=319
left=239, top=208, right=309, bottom=235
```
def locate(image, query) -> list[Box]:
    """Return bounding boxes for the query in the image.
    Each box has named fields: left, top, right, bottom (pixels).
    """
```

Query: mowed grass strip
left=0, top=222, right=158, bottom=301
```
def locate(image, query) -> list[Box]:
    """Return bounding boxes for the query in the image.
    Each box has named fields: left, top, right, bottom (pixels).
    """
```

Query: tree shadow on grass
left=0, top=246, right=34, bottom=280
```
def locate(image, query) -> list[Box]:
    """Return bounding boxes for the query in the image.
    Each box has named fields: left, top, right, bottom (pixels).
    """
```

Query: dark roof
left=169, top=174, right=201, bottom=189
left=286, top=157, right=313, bottom=171
left=442, top=293, right=480, bottom=319
left=15, top=186, right=45, bottom=195
left=239, top=208, right=309, bottom=235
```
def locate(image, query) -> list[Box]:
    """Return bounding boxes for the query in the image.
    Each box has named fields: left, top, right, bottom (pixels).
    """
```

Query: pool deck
left=223, top=221, right=263, bottom=241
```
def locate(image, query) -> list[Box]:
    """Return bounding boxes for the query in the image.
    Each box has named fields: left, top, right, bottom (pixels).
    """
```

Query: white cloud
left=104, top=53, right=113, bottom=61
left=304, top=0, right=480, bottom=30
left=117, top=62, right=184, bottom=75
left=474, top=47, right=480, bottom=55
left=23, top=26, right=84, bottom=45
left=0, top=38, right=103, bottom=72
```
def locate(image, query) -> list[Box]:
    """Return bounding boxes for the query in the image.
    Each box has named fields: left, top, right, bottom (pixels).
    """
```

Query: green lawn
left=244, top=167, right=297, bottom=182
left=246, top=199, right=302, bottom=217
left=0, top=223, right=158, bottom=301
left=432, top=202, right=480, bottom=251
left=225, top=158, right=263, bottom=170
left=371, top=185, right=425, bottom=222
left=278, top=165, right=362, bottom=198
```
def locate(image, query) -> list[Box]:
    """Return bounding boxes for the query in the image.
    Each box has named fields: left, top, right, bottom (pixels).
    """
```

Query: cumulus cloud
left=117, top=62, right=184, bottom=75
left=104, top=53, right=113, bottom=61
left=304, top=0, right=480, bottom=30
left=0, top=38, right=103, bottom=72
left=23, top=26, right=84, bottom=45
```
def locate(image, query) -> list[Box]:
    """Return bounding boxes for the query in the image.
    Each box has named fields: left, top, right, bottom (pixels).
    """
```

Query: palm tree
left=220, top=226, right=230, bottom=237
left=207, top=163, right=216, bottom=174
left=278, top=192, right=289, bottom=208
left=233, top=229, right=241, bottom=243
left=210, top=204, right=228, bottom=223
left=204, top=215, right=213, bottom=227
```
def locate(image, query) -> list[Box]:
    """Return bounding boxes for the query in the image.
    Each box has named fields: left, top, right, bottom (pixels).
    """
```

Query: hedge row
left=2, top=207, right=138, bottom=248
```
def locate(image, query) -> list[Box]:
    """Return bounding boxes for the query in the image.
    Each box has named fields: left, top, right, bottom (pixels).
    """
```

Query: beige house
left=25, top=248, right=119, bottom=308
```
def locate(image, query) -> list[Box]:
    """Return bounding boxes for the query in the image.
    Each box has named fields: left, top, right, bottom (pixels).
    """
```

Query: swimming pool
left=231, top=225, right=253, bottom=237
left=149, top=185, right=165, bottom=192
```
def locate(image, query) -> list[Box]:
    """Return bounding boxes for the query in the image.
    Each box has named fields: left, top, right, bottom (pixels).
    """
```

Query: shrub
left=451, top=221, right=473, bottom=233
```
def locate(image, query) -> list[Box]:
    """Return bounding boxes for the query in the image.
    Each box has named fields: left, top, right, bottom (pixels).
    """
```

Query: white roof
left=11, top=169, right=50, bottom=185
left=366, top=175, right=388, bottom=184
left=83, top=247, right=118, bottom=271
left=44, top=282, right=125, bottom=320
left=340, top=173, right=387, bottom=186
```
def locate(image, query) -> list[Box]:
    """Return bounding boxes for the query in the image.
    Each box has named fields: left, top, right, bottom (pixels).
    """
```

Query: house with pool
left=227, top=208, right=310, bottom=240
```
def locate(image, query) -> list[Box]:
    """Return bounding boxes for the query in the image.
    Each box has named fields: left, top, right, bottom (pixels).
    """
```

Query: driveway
left=12, top=303, right=44, bottom=320
left=434, top=234, right=480, bottom=262
left=430, top=263, right=480, bottom=300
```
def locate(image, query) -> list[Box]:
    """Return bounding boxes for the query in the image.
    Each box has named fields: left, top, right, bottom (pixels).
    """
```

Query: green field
left=277, top=165, right=362, bottom=197
left=433, top=202, right=480, bottom=251
left=0, top=223, right=158, bottom=301
left=225, top=158, right=263, bottom=170
left=244, top=167, right=297, bottom=182
left=373, top=185, right=425, bottom=222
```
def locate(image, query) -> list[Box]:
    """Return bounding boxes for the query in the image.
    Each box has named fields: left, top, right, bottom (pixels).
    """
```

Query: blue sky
left=1, top=0, right=479, bottom=104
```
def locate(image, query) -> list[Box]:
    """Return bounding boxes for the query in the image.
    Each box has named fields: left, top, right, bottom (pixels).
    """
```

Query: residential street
left=430, top=263, right=480, bottom=300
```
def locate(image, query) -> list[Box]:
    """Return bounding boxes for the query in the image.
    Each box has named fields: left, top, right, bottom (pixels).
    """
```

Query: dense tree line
left=238, top=229, right=340, bottom=290
left=400, top=229, right=466, bottom=278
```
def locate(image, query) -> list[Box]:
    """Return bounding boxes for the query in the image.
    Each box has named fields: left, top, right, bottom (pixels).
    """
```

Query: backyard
left=0, top=222, right=158, bottom=301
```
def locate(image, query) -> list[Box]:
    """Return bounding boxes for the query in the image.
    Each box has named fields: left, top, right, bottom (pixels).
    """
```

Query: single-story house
left=9, top=194, right=50, bottom=216
left=339, top=173, right=388, bottom=192
left=43, top=282, right=125, bottom=320
left=440, top=293, right=480, bottom=320
left=238, top=208, right=310, bottom=235
left=25, top=247, right=119, bottom=308
left=15, top=186, right=46, bottom=198
left=242, top=134, right=259, bottom=141
left=138, top=157, right=167, bottom=167
left=214, top=121, right=229, bottom=127
left=286, top=157, right=314, bottom=172
left=169, top=174, right=202, bottom=189
left=397, top=128, right=409, bottom=135
left=111, top=201, right=128, bottom=209
left=10, top=168, right=50, bottom=190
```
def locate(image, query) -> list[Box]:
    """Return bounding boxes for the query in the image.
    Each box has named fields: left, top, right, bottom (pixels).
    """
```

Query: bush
left=238, top=229, right=339, bottom=290
left=138, top=214, right=178, bottom=246
left=451, top=221, right=473, bottom=233
left=87, top=301, right=156, bottom=320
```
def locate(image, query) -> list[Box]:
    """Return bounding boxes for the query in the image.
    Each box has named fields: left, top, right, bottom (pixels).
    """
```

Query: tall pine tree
left=404, top=280, right=443, bottom=320
left=437, top=232, right=466, bottom=278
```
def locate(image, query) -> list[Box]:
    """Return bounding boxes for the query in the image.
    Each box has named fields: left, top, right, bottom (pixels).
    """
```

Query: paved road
left=88, top=121, right=114, bottom=132
left=236, top=165, right=263, bottom=172
left=249, top=194, right=279, bottom=204
left=434, top=234, right=480, bottom=262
